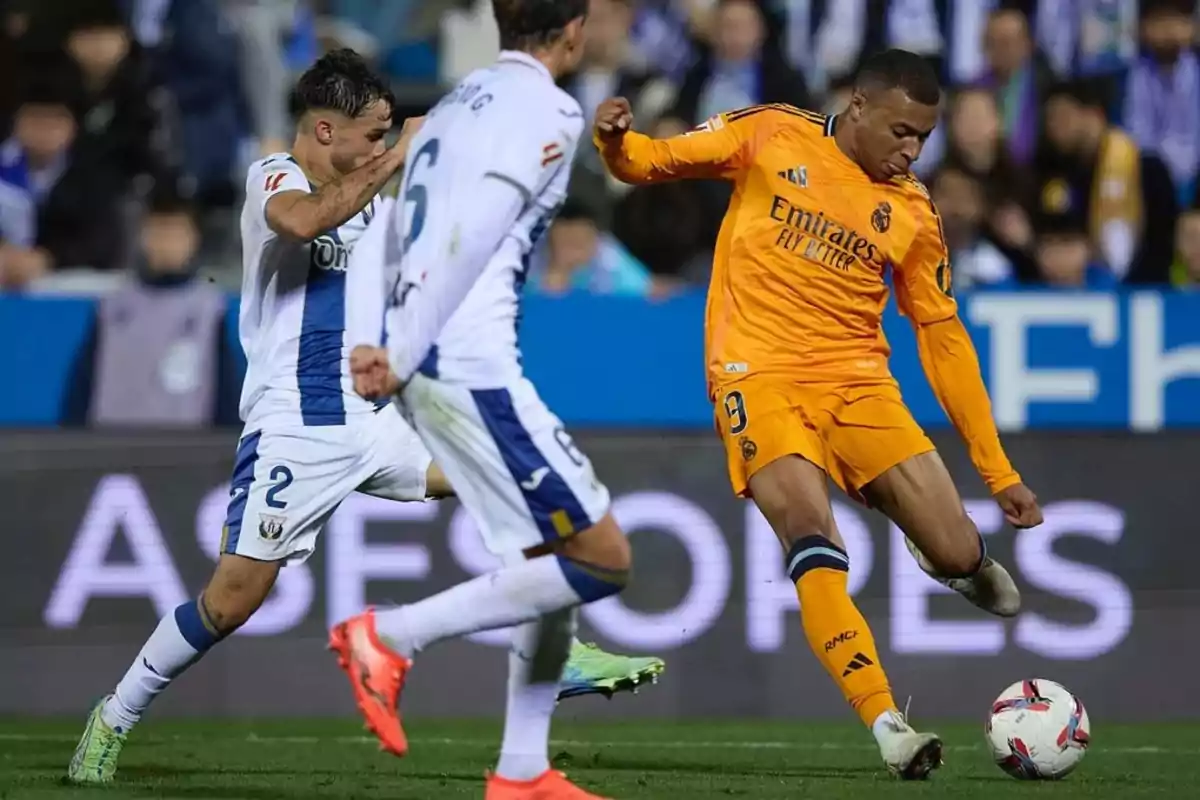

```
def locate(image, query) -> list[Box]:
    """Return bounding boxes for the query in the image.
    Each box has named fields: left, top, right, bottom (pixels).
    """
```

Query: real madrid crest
left=871, top=201, right=892, bottom=233
left=739, top=435, right=758, bottom=462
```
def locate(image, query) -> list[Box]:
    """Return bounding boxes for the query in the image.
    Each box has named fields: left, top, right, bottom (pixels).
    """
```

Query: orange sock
left=787, top=535, right=896, bottom=728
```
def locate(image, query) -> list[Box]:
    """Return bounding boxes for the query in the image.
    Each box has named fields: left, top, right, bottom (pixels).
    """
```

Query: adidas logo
left=842, top=652, right=875, bottom=677
left=777, top=165, right=808, bottom=188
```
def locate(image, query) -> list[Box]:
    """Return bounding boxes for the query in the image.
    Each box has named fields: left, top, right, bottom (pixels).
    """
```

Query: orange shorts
left=713, top=376, right=935, bottom=504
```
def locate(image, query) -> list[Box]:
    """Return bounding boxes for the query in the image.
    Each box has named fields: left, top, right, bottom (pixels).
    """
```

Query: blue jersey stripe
left=471, top=388, right=591, bottom=543
left=298, top=229, right=347, bottom=426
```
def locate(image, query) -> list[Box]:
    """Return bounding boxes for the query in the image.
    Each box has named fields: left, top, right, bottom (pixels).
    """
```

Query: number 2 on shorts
left=724, top=390, right=748, bottom=435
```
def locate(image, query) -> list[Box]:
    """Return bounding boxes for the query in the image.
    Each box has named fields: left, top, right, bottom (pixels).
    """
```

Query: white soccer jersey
left=238, top=153, right=383, bottom=428
left=382, top=50, right=584, bottom=387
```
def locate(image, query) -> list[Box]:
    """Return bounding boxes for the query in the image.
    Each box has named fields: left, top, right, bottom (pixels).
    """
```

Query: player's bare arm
left=266, top=116, right=424, bottom=241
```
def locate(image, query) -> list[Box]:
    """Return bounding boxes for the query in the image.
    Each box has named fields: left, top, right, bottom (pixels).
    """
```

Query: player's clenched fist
left=594, top=97, right=633, bottom=140
left=395, top=116, right=425, bottom=148
left=994, top=483, right=1043, bottom=529
left=381, top=116, right=426, bottom=169
left=350, top=345, right=401, bottom=400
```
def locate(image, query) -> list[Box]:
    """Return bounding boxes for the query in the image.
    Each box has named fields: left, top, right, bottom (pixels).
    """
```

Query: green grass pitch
left=2, top=717, right=1197, bottom=798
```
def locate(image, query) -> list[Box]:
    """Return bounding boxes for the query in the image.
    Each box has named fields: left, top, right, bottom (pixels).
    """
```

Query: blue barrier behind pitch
left=2, top=290, right=1198, bottom=429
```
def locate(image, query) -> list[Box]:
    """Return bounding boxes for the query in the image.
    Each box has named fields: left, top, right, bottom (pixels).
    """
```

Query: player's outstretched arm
left=266, top=117, right=424, bottom=241
left=909, top=316, right=1041, bottom=528
left=895, top=200, right=1043, bottom=529
left=593, top=97, right=752, bottom=184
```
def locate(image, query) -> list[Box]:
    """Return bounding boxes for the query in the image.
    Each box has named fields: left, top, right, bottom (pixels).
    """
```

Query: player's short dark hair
left=289, top=48, right=395, bottom=120
left=492, top=0, right=588, bottom=51
left=855, top=49, right=942, bottom=107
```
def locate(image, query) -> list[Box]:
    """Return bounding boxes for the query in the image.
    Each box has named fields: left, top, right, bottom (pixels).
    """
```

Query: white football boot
left=874, top=708, right=943, bottom=780
left=904, top=536, right=1021, bottom=618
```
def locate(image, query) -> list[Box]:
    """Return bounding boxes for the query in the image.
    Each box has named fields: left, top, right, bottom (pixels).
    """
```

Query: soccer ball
left=985, top=679, right=1091, bottom=780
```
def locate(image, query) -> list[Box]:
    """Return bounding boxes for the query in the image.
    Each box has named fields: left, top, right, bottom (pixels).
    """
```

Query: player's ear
left=564, top=16, right=586, bottom=54
left=848, top=90, right=867, bottom=122
left=313, top=117, right=335, bottom=146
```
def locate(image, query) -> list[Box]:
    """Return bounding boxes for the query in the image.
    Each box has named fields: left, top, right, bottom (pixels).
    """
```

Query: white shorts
left=401, top=374, right=611, bottom=555
left=221, top=404, right=433, bottom=564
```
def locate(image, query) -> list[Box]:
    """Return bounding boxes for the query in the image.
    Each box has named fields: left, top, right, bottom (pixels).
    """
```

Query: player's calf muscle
left=200, top=555, right=281, bottom=633
left=866, top=453, right=982, bottom=577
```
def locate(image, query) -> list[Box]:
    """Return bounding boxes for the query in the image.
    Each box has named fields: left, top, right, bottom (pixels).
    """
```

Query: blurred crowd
left=4, top=0, right=1200, bottom=302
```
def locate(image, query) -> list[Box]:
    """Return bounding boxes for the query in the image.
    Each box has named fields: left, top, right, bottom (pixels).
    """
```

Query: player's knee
left=555, top=515, right=631, bottom=602
left=926, top=523, right=986, bottom=579
left=560, top=514, right=632, bottom=572
left=778, top=506, right=838, bottom=550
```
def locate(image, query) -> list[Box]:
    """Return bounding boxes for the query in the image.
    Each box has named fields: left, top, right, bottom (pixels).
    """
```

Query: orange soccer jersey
left=603, top=104, right=953, bottom=387
left=597, top=105, right=1020, bottom=498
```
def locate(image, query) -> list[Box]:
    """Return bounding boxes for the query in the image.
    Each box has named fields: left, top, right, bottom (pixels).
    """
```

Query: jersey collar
left=497, top=50, right=552, bottom=82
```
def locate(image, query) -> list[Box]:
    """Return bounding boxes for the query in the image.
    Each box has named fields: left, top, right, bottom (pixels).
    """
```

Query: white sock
left=374, top=556, right=582, bottom=658
left=496, top=615, right=574, bottom=781
left=871, top=709, right=904, bottom=747
left=101, top=601, right=219, bottom=733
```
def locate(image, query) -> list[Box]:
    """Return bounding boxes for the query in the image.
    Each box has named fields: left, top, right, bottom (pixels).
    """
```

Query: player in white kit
left=66, top=50, right=438, bottom=786
left=329, top=3, right=630, bottom=798
left=68, top=48, right=661, bottom=788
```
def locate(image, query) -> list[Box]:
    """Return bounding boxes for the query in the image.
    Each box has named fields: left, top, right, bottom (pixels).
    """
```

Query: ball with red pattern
left=985, top=678, right=1091, bottom=780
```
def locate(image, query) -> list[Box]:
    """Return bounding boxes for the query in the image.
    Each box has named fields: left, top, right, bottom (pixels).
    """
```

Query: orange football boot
left=328, top=609, right=412, bottom=756
left=484, top=769, right=613, bottom=799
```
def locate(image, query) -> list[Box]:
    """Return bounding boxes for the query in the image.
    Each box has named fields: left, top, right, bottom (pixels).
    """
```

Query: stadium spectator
left=1122, top=0, right=1200, bottom=203
left=1172, top=206, right=1200, bottom=288
left=1011, top=0, right=1140, bottom=79
left=776, top=0, right=945, bottom=96
left=62, top=183, right=238, bottom=427
left=1030, top=210, right=1119, bottom=289
left=929, top=164, right=1014, bottom=289
left=981, top=5, right=1055, bottom=165
left=563, top=0, right=674, bottom=175
left=221, top=0, right=297, bottom=157
left=531, top=198, right=655, bottom=298
left=142, top=0, right=244, bottom=209
left=942, top=86, right=1037, bottom=265
left=628, top=0, right=713, bottom=82
left=62, top=3, right=179, bottom=191
left=670, top=0, right=810, bottom=127
left=1037, top=78, right=1177, bottom=283
left=0, top=71, right=126, bottom=288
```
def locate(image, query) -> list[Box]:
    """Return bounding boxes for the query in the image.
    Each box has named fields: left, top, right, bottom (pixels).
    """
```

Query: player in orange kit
left=595, top=49, right=1044, bottom=779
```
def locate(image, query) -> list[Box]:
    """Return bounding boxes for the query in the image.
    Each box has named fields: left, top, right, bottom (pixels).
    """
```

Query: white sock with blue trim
left=373, top=556, right=582, bottom=658
left=101, top=600, right=220, bottom=733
